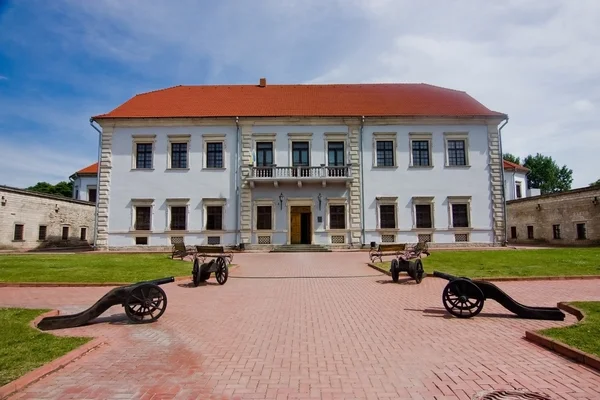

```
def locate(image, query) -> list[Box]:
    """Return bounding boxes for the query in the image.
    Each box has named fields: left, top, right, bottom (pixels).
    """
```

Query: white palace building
left=89, top=79, right=509, bottom=250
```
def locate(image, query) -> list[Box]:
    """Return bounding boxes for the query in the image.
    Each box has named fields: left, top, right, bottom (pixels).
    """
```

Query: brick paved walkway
left=1, top=252, right=600, bottom=400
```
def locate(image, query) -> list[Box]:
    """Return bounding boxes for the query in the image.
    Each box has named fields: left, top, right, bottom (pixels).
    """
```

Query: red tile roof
left=503, top=159, right=529, bottom=172
left=75, top=162, right=98, bottom=175
left=92, top=83, right=506, bottom=119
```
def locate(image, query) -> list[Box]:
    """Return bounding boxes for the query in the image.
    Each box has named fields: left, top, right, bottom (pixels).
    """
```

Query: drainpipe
left=89, top=117, right=102, bottom=250
left=359, top=116, right=366, bottom=246
left=498, top=117, right=509, bottom=245
left=234, top=117, right=240, bottom=246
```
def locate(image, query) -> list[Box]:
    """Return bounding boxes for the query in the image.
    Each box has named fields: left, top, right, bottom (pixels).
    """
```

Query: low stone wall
left=0, top=186, right=96, bottom=251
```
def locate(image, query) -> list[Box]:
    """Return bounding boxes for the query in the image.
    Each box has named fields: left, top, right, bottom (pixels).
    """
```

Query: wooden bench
left=194, top=245, right=233, bottom=265
left=171, top=237, right=196, bottom=260
left=369, top=243, right=406, bottom=263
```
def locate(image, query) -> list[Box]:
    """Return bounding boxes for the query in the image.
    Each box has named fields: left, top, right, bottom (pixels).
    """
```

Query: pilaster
left=96, top=126, right=113, bottom=249
left=239, top=123, right=253, bottom=243
left=347, top=124, right=363, bottom=245
left=487, top=123, right=506, bottom=243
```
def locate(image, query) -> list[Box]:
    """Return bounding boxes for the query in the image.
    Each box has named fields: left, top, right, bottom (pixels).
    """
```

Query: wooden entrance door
left=290, top=206, right=311, bottom=244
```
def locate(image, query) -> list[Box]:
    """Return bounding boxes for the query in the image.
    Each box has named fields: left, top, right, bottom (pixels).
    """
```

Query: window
left=206, top=206, right=223, bottom=230
left=206, top=142, right=223, bottom=168
left=553, top=224, right=561, bottom=239
left=256, top=205, right=272, bottom=230
left=376, top=141, right=394, bottom=167
left=80, top=227, right=87, bottom=241
left=62, top=226, right=69, bottom=240
left=577, top=223, right=587, bottom=240
left=329, top=205, right=346, bottom=229
left=207, top=236, right=221, bottom=245
left=135, top=143, right=153, bottom=169
left=256, top=142, right=274, bottom=177
left=88, top=188, right=97, bottom=203
left=412, top=140, right=430, bottom=166
left=135, top=206, right=151, bottom=230
left=170, top=142, right=188, bottom=168
left=75, top=189, right=79, bottom=199
left=446, top=137, right=467, bottom=166
left=515, top=182, right=522, bottom=199
left=451, top=204, right=469, bottom=228
left=455, top=233, right=469, bottom=242
left=510, top=226, right=517, bottom=239
left=527, top=225, right=534, bottom=239
left=291, top=141, right=310, bottom=177
left=328, top=142, right=345, bottom=166
left=170, top=206, right=187, bottom=230
left=13, top=224, right=24, bottom=241
left=38, top=225, right=47, bottom=241
left=135, top=237, right=148, bottom=245
left=380, top=204, right=396, bottom=229
left=415, top=204, right=432, bottom=228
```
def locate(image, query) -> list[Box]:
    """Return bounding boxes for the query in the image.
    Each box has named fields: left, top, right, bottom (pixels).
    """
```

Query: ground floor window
left=206, top=206, right=223, bottom=230
left=552, top=224, right=561, bottom=239
left=415, top=204, right=432, bottom=228
left=329, top=205, right=345, bottom=229
left=256, top=205, right=272, bottom=230
left=170, top=206, right=187, bottom=230
left=38, top=225, right=47, bottom=241
left=510, top=226, right=517, bottom=239
left=14, top=224, right=24, bottom=241
left=135, top=206, right=151, bottom=230
left=527, top=225, right=534, bottom=239
left=80, top=227, right=87, bottom=241
left=576, top=223, right=586, bottom=240
left=62, top=226, right=69, bottom=240
left=379, top=204, right=396, bottom=229
left=135, top=237, right=148, bottom=245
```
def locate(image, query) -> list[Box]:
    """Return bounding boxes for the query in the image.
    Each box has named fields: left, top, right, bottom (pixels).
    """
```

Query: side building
left=0, top=185, right=96, bottom=250
left=90, top=80, right=508, bottom=250
left=507, top=186, right=600, bottom=246
left=70, top=162, right=98, bottom=202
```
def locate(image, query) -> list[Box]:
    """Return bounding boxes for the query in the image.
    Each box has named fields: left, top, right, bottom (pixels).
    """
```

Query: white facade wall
left=362, top=125, right=494, bottom=244
left=103, top=120, right=501, bottom=248
left=72, top=176, right=98, bottom=201
left=504, top=170, right=528, bottom=201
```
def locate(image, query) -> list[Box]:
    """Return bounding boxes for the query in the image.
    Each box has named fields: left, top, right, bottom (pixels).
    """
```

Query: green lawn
left=0, top=253, right=193, bottom=283
left=374, top=248, right=600, bottom=278
left=0, top=308, right=91, bottom=386
left=540, top=302, right=600, bottom=358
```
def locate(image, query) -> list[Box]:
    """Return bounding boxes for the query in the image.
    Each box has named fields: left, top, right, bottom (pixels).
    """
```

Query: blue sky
left=0, top=0, right=598, bottom=188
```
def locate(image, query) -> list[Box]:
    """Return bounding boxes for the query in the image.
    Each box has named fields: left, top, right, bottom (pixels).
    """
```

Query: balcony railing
left=247, top=165, right=352, bottom=187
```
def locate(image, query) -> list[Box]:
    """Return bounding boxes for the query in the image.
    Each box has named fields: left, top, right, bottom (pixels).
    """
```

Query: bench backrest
left=377, top=243, right=406, bottom=252
left=195, top=245, right=225, bottom=253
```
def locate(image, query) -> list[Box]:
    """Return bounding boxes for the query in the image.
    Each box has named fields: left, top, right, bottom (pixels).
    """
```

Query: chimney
left=259, top=77, right=266, bottom=87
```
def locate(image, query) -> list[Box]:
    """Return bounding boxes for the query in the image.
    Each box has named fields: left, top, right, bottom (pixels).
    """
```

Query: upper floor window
left=171, top=143, right=188, bottom=169
left=376, top=141, right=394, bottom=167
left=256, top=142, right=274, bottom=166
left=292, top=142, right=309, bottom=166
left=327, top=142, right=345, bottom=166
left=88, top=187, right=97, bottom=203
left=206, top=142, right=223, bottom=168
left=447, top=139, right=467, bottom=166
left=412, top=140, right=430, bottom=166
left=136, top=143, right=153, bottom=169
left=515, top=182, right=522, bottom=199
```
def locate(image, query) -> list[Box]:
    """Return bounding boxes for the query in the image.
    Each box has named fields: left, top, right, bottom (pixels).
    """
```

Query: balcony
left=246, top=165, right=353, bottom=188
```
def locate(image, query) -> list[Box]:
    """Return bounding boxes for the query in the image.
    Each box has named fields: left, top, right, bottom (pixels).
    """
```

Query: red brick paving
left=1, top=252, right=600, bottom=400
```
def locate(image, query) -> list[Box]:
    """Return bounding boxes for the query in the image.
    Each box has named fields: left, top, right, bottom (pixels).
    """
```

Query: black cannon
left=390, top=258, right=425, bottom=283
left=192, top=256, right=228, bottom=286
left=433, top=271, right=565, bottom=320
left=36, top=277, right=174, bottom=330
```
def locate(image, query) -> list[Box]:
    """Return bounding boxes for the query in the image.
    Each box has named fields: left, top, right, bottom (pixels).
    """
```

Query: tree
left=590, top=179, right=600, bottom=187
left=503, top=153, right=521, bottom=165
left=27, top=181, right=73, bottom=198
left=523, top=153, right=573, bottom=194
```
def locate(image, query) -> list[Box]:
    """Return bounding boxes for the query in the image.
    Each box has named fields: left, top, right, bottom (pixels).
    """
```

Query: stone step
left=270, top=244, right=331, bottom=253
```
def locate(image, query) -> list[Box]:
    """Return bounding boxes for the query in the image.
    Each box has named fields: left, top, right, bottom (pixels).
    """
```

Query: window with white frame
left=132, top=135, right=156, bottom=169
left=376, top=197, right=397, bottom=229
left=203, top=198, right=226, bottom=231
left=203, top=134, right=226, bottom=169
left=444, top=133, right=469, bottom=167
left=168, top=134, right=190, bottom=169
left=166, top=198, right=188, bottom=231
left=447, top=196, right=471, bottom=228
left=373, top=133, right=397, bottom=167
left=515, top=182, right=522, bottom=198
left=256, top=205, right=273, bottom=230
left=409, top=133, right=432, bottom=167
left=412, top=197, right=434, bottom=229
left=131, top=199, right=153, bottom=231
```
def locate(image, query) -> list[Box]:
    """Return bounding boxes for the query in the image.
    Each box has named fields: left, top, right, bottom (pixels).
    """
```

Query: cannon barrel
left=139, top=276, right=175, bottom=286
left=432, top=271, right=457, bottom=281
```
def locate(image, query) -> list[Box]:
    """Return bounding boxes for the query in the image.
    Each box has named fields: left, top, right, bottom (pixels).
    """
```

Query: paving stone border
left=0, top=310, right=104, bottom=400
left=525, top=302, right=600, bottom=372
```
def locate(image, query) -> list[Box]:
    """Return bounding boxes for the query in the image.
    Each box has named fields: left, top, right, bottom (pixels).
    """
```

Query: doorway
left=290, top=206, right=312, bottom=244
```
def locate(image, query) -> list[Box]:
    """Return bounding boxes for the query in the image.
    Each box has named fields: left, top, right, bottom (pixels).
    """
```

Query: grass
left=374, top=248, right=600, bottom=278
left=540, top=302, right=600, bottom=358
left=0, top=308, right=91, bottom=386
left=0, top=253, right=194, bottom=283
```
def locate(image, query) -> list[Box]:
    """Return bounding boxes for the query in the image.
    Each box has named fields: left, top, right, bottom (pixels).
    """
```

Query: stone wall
left=0, top=186, right=96, bottom=250
left=506, top=186, right=600, bottom=246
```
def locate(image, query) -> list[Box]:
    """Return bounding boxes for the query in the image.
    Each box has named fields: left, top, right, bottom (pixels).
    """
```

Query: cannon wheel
left=413, top=259, right=424, bottom=284
left=390, top=258, right=399, bottom=282
left=215, top=256, right=228, bottom=285
left=192, top=258, right=201, bottom=287
left=124, top=283, right=167, bottom=323
left=442, top=278, right=484, bottom=318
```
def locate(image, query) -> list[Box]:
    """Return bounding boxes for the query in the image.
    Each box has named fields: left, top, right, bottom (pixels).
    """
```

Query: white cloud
left=0, top=75, right=7, bottom=80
